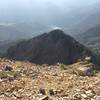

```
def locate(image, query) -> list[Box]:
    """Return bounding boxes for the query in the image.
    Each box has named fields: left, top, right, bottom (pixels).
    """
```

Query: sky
left=0, top=0, right=99, bottom=6
left=0, top=0, right=99, bottom=10
left=0, top=0, right=100, bottom=23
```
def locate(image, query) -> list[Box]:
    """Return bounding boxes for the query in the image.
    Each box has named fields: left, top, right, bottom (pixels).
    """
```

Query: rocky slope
left=7, top=29, right=97, bottom=65
left=0, top=58, right=99, bottom=100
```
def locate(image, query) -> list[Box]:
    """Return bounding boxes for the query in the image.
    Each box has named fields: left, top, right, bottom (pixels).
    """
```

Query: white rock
left=85, top=90, right=92, bottom=94
left=76, top=67, right=94, bottom=76
left=0, top=79, right=3, bottom=82
left=81, top=94, right=87, bottom=98
left=85, top=57, right=91, bottom=61
left=39, top=96, right=48, bottom=100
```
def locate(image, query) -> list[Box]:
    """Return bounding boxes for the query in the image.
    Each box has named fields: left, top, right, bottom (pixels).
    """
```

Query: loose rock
left=39, top=96, right=49, bottom=100
left=39, top=88, right=46, bottom=95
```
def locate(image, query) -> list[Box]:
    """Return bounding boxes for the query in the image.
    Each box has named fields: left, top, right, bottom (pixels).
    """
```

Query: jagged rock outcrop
left=7, top=29, right=96, bottom=65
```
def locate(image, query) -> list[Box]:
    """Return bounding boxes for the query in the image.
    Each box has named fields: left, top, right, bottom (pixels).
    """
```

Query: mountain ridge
left=7, top=29, right=98, bottom=65
left=75, top=24, right=100, bottom=56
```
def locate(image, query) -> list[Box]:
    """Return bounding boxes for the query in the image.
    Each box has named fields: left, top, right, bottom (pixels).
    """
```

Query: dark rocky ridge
left=7, top=29, right=96, bottom=65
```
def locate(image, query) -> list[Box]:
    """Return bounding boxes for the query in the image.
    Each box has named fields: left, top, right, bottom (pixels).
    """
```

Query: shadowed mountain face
left=7, top=29, right=95, bottom=65
left=75, top=25, right=100, bottom=55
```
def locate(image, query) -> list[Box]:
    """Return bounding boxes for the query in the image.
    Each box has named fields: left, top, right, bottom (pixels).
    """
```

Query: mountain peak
left=49, top=29, right=65, bottom=35
left=7, top=30, right=97, bottom=65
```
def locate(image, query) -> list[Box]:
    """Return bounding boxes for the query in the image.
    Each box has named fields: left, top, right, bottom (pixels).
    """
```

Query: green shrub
left=0, top=71, right=18, bottom=79
left=60, top=64, right=67, bottom=70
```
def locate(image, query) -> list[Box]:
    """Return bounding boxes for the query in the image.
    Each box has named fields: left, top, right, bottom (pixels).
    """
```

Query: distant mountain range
left=70, top=9, right=100, bottom=34
left=0, top=22, right=49, bottom=41
left=0, top=1, right=100, bottom=37
left=75, top=24, right=100, bottom=55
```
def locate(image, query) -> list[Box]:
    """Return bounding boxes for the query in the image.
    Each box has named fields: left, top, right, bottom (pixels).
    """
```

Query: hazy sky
left=0, top=0, right=100, bottom=11
left=0, top=0, right=99, bottom=9
left=0, top=0, right=100, bottom=23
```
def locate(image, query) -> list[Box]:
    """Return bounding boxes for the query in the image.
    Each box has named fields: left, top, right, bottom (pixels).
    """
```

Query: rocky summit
left=7, top=29, right=96, bottom=65
left=0, top=58, right=99, bottom=100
